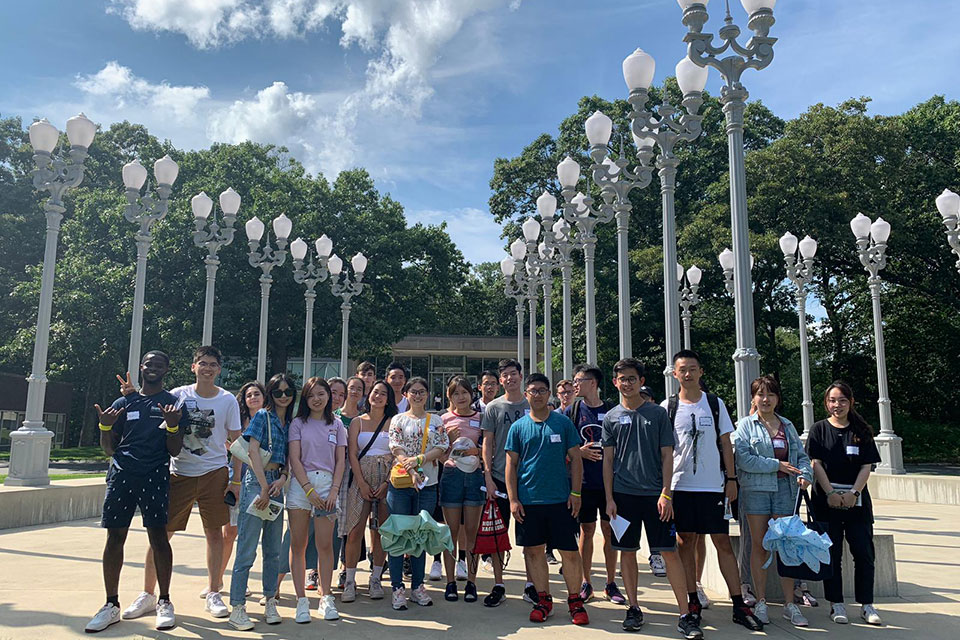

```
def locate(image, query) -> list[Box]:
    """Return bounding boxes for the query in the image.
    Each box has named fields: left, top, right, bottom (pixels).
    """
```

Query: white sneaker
left=392, top=587, right=408, bottom=611
left=85, top=603, right=121, bottom=633
left=754, top=598, right=770, bottom=624
left=199, top=587, right=211, bottom=599
left=320, top=594, right=340, bottom=620
left=429, top=560, right=443, bottom=581
left=648, top=553, right=666, bottom=577
left=341, top=581, right=357, bottom=603
left=264, top=597, right=281, bottom=624
left=696, top=582, right=712, bottom=609
left=155, top=600, right=176, bottom=630
left=205, top=591, right=229, bottom=618
left=229, top=605, right=255, bottom=631
left=860, top=604, right=882, bottom=625
left=295, top=597, right=311, bottom=623
left=369, top=576, right=384, bottom=600
left=411, top=584, right=433, bottom=607
left=831, top=602, right=849, bottom=624
left=456, top=559, right=468, bottom=581
left=740, top=583, right=757, bottom=607
left=122, top=591, right=156, bottom=620
left=783, top=602, right=809, bottom=627
left=481, top=558, right=494, bottom=574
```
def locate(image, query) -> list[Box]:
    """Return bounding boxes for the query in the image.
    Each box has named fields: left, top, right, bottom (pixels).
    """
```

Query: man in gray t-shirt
left=602, top=403, right=674, bottom=496
left=481, top=395, right=529, bottom=483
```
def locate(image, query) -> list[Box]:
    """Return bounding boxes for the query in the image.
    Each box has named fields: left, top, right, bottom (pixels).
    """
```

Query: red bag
left=473, top=498, right=512, bottom=555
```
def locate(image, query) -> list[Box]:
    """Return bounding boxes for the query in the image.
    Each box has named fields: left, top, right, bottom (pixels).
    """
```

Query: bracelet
left=305, top=487, right=315, bottom=497
left=165, top=425, right=179, bottom=434
left=231, top=481, right=242, bottom=486
left=660, top=493, right=673, bottom=501
left=98, top=423, right=112, bottom=432
left=725, top=477, right=737, bottom=483
left=570, top=491, right=581, bottom=497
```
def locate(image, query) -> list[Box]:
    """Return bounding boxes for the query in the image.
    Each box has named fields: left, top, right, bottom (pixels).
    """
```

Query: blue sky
left=2, top=0, right=959, bottom=266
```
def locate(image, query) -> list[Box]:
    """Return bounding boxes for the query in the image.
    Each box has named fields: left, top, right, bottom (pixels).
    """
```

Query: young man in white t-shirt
left=662, top=350, right=762, bottom=632
left=122, top=346, right=242, bottom=622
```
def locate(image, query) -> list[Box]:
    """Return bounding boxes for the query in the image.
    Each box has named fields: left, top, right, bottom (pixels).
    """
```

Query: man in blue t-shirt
left=505, top=373, right=588, bottom=626
left=85, top=351, right=185, bottom=634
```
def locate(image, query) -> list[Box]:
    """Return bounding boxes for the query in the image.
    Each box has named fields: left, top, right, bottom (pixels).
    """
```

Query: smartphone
left=224, top=491, right=237, bottom=507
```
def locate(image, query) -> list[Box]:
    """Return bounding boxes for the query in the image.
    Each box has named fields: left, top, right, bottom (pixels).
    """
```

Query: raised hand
left=117, top=372, right=137, bottom=396
left=160, top=404, right=181, bottom=429
left=94, top=404, right=125, bottom=427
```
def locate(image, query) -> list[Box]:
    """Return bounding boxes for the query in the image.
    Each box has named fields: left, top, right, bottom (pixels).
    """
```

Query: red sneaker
left=529, top=592, right=553, bottom=623
left=568, top=595, right=589, bottom=625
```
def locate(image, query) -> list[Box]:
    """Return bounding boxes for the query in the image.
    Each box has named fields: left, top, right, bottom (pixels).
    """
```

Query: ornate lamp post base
left=6, top=426, right=54, bottom=486
left=874, top=433, right=905, bottom=475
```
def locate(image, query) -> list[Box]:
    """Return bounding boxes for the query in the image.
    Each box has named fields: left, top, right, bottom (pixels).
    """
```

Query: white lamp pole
left=329, top=253, right=367, bottom=376
left=192, top=188, right=240, bottom=345
left=291, top=235, right=333, bottom=382
left=935, top=189, right=960, bottom=275
left=780, top=231, right=817, bottom=437
left=537, top=192, right=578, bottom=379
left=850, top=213, right=903, bottom=474
left=6, top=114, right=96, bottom=487
left=123, top=155, right=179, bottom=387
left=679, top=264, right=702, bottom=349
left=501, top=255, right=527, bottom=364
left=719, top=247, right=754, bottom=416
left=246, top=214, right=292, bottom=383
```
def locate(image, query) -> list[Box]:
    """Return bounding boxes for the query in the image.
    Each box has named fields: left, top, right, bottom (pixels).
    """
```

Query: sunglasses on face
left=271, top=388, right=295, bottom=398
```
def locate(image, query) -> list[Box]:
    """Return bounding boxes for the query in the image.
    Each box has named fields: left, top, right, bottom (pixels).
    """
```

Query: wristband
left=165, top=425, right=179, bottom=434
left=305, top=487, right=315, bottom=497
left=725, top=477, right=737, bottom=483
left=231, top=481, right=242, bottom=486
left=98, top=423, right=112, bottom=432
left=660, top=493, right=672, bottom=501
left=570, top=491, right=581, bottom=498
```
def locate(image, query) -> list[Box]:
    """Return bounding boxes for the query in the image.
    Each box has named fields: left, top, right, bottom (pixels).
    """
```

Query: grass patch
left=0, top=472, right=105, bottom=483
left=0, top=446, right=109, bottom=462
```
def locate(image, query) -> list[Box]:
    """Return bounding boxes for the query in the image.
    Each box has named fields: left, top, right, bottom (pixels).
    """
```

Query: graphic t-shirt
left=480, top=395, right=530, bottom=482
left=170, top=385, right=241, bottom=477
left=661, top=394, right=734, bottom=492
left=565, top=399, right=612, bottom=491
left=505, top=411, right=579, bottom=505
left=602, top=402, right=675, bottom=496
left=441, top=410, right=482, bottom=469
left=288, top=416, right=347, bottom=474
left=806, top=419, right=882, bottom=522
left=389, top=413, right=448, bottom=486
left=109, top=390, right=187, bottom=475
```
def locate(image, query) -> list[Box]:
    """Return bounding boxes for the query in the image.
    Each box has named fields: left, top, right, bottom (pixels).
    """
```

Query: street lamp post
left=329, top=253, right=368, bottom=376
left=523, top=216, right=561, bottom=379
left=191, top=188, right=240, bottom=345
left=513, top=239, right=541, bottom=374
left=935, top=189, right=960, bottom=275
left=850, top=213, right=903, bottom=474
left=719, top=247, right=754, bottom=416
left=501, top=255, right=527, bottom=365
left=538, top=192, right=578, bottom=379
left=123, top=155, right=179, bottom=387
left=681, top=0, right=778, bottom=416
left=6, top=114, right=96, bottom=487
left=246, top=214, right=292, bottom=383
left=291, top=235, right=333, bottom=382
left=780, top=232, right=818, bottom=437
left=679, top=263, right=702, bottom=349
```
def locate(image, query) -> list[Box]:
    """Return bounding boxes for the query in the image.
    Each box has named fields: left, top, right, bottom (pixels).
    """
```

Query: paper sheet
left=610, top=514, right=631, bottom=541
left=245, top=498, right=284, bottom=521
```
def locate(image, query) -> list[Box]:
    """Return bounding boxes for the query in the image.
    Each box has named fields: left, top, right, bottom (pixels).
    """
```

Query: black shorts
left=515, top=503, right=579, bottom=551
left=611, top=492, right=677, bottom=552
left=672, top=490, right=729, bottom=535
left=578, top=488, right=610, bottom=524
left=101, top=463, right=169, bottom=529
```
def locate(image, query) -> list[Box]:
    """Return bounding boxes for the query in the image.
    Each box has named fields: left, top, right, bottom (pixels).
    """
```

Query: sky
left=2, top=0, right=959, bottom=267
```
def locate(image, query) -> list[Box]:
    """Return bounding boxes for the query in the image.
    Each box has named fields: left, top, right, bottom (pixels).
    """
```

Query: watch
left=852, top=490, right=861, bottom=497
left=724, top=477, right=737, bottom=483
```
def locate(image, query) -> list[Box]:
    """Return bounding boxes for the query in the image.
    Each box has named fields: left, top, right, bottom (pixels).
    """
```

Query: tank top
left=357, top=430, right=391, bottom=456
left=771, top=423, right=789, bottom=478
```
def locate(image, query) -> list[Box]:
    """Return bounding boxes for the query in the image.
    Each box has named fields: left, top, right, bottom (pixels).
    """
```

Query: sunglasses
left=271, top=388, right=295, bottom=398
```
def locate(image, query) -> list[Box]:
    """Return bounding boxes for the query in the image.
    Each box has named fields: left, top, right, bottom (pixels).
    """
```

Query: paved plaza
left=0, top=498, right=957, bottom=639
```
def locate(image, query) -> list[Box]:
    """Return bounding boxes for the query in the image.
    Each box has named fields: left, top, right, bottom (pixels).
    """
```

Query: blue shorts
left=101, top=463, right=169, bottom=529
left=438, top=466, right=484, bottom=508
left=740, top=476, right=799, bottom=516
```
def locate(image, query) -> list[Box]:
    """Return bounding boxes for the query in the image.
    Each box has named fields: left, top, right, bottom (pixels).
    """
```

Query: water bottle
left=723, top=497, right=734, bottom=521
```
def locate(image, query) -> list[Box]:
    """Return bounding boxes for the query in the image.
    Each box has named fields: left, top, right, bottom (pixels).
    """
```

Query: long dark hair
left=236, top=381, right=266, bottom=425
left=297, top=376, right=335, bottom=423
left=368, top=380, right=398, bottom=418
left=823, top=380, right=875, bottom=445
left=264, top=373, right=298, bottom=425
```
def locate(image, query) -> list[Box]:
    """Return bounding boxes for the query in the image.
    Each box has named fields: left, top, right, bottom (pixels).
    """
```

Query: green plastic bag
left=379, top=509, right=454, bottom=557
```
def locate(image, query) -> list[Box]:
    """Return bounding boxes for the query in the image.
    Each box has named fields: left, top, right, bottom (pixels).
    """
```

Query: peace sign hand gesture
left=94, top=403, right=125, bottom=427
left=117, top=372, right=138, bottom=396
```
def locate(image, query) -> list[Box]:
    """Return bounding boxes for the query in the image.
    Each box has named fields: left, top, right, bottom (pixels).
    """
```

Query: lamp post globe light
left=522, top=214, right=562, bottom=378
left=620, top=47, right=707, bottom=392
left=123, top=154, right=179, bottom=388
left=780, top=231, right=817, bottom=437
left=192, top=188, right=240, bottom=345
left=500, top=255, right=527, bottom=364
left=291, top=234, right=333, bottom=382
left=850, top=213, right=903, bottom=474
left=6, top=114, right=96, bottom=487
left=246, top=213, right=292, bottom=383
left=537, top=192, right=579, bottom=379
left=679, top=263, right=702, bottom=349
left=935, top=188, right=960, bottom=274
left=328, top=252, right=368, bottom=376
left=681, top=0, right=778, bottom=418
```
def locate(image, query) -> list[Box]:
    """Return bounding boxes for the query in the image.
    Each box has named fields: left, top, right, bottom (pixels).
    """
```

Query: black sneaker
left=677, top=613, right=704, bottom=639
left=623, top=606, right=644, bottom=632
left=464, top=581, right=478, bottom=603
left=732, top=604, right=764, bottom=631
left=546, top=550, right=558, bottom=565
left=337, top=570, right=346, bottom=590
left=444, top=581, right=458, bottom=602
left=483, top=585, right=506, bottom=607
left=523, top=584, right=539, bottom=604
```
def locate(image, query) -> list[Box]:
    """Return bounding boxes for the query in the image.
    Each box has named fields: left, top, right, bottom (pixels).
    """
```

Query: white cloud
left=74, top=61, right=210, bottom=122
left=406, top=207, right=506, bottom=264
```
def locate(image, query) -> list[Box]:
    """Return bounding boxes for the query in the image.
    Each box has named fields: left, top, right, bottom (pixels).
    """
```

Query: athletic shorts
left=101, top=463, right=169, bottom=529
left=166, top=466, right=229, bottom=531
left=578, top=488, right=610, bottom=524
left=672, top=490, right=729, bottom=535
left=611, top=492, right=676, bottom=552
left=515, top=502, right=579, bottom=551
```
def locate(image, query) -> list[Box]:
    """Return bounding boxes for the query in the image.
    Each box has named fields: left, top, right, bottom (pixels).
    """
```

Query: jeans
left=386, top=484, right=438, bottom=591
left=230, top=469, right=284, bottom=606
left=824, top=519, right=875, bottom=604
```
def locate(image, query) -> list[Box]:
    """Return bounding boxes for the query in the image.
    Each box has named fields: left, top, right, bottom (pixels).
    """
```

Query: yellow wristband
left=98, top=423, right=112, bottom=432
left=305, top=487, right=315, bottom=497
left=570, top=491, right=581, bottom=497
left=165, top=425, right=179, bottom=434
left=660, top=493, right=672, bottom=501
left=231, top=481, right=242, bottom=486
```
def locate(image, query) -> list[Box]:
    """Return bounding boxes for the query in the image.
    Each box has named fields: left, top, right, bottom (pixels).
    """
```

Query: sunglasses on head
left=271, top=388, right=295, bottom=398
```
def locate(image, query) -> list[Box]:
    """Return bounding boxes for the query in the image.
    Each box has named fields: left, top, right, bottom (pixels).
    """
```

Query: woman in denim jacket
left=733, top=376, right=813, bottom=628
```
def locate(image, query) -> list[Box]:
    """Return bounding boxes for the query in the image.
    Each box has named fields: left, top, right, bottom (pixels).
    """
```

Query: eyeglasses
left=615, top=376, right=639, bottom=385
left=558, top=389, right=574, bottom=396
left=572, top=377, right=594, bottom=385
left=525, top=388, right=550, bottom=397
left=271, top=388, right=295, bottom=398
left=407, top=389, right=427, bottom=397
left=195, top=361, right=220, bottom=369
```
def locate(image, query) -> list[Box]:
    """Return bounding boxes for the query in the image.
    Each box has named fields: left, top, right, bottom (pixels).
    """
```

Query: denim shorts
left=740, top=476, right=799, bottom=516
left=286, top=469, right=338, bottom=518
left=438, top=465, right=484, bottom=507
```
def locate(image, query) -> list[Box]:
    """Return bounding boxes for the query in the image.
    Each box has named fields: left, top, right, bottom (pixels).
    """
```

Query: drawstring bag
left=473, top=498, right=512, bottom=556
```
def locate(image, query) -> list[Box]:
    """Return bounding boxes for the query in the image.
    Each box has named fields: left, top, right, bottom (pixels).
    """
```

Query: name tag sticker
left=772, top=438, right=786, bottom=449
left=846, top=445, right=860, bottom=456
left=328, top=433, right=338, bottom=444
left=524, top=408, right=531, bottom=416
left=126, top=411, right=140, bottom=420
left=549, top=434, right=562, bottom=443
left=698, top=416, right=712, bottom=428
left=597, top=413, right=607, bottom=421
left=619, top=415, right=631, bottom=425
left=469, top=420, right=481, bottom=428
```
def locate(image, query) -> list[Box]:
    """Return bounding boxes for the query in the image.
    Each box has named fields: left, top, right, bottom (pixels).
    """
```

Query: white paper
left=609, top=514, right=631, bottom=541
left=245, top=498, right=285, bottom=521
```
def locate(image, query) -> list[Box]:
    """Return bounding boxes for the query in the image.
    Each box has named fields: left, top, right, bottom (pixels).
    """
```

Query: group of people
left=86, top=346, right=884, bottom=638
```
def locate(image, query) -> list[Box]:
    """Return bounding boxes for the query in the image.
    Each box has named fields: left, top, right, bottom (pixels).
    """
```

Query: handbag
left=228, top=409, right=273, bottom=468
left=390, top=414, right=431, bottom=489
left=776, top=488, right=834, bottom=581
